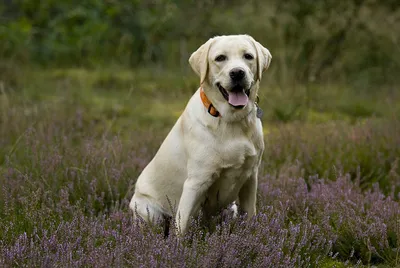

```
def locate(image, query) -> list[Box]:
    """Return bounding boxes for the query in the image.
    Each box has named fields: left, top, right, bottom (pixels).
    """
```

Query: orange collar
left=200, top=88, right=221, bottom=117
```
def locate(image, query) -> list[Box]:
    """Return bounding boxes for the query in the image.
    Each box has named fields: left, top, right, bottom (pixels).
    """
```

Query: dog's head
left=189, top=35, right=271, bottom=115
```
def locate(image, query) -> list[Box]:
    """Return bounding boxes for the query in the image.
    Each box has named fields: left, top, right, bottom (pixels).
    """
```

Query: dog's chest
left=220, top=137, right=260, bottom=182
left=218, top=137, right=259, bottom=170
left=204, top=134, right=262, bottom=208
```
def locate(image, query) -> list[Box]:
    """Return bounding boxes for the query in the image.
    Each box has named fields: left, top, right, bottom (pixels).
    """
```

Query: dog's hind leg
left=130, top=194, right=167, bottom=224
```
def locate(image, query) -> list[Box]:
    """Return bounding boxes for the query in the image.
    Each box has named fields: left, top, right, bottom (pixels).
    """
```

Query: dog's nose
left=229, top=68, right=245, bottom=81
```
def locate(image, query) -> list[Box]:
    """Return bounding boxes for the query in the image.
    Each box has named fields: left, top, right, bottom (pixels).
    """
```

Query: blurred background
left=1, top=0, right=400, bottom=213
left=1, top=0, right=400, bottom=203
left=1, top=0, right=400, bottom=87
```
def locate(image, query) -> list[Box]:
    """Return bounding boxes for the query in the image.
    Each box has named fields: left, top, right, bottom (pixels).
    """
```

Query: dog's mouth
left=217, top=83, right=250, bottom=109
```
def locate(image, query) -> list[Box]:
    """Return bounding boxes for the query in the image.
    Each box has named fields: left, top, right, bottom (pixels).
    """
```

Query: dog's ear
left=246, top=35, right=272, bottom=81
left=189, top=38, right=215, bottom=84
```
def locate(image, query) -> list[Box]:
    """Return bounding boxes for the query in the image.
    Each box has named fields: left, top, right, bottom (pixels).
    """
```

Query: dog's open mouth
left=217, top=83, right=250, bottom=109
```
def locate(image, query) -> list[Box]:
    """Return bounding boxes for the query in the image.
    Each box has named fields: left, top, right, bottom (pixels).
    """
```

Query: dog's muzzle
left=217, top=83, right=251, bottom=109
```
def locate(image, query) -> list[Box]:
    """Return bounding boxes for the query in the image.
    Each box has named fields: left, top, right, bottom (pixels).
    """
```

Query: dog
left=130, top=35, right=272, bottom=235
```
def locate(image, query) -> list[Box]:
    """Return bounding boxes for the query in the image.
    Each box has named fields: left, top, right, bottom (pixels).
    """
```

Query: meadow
left=0, top=66, right=399, bottom=267
left=1, top=0, right=400, bottom=266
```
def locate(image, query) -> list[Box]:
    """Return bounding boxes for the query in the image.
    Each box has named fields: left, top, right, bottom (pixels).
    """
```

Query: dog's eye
left=244, top=53, right=254, bottom=60
left=215, top=55, right=227, bottom=62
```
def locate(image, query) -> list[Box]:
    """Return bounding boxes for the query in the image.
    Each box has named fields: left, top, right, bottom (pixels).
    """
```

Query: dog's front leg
left=176, top=175, right=213, bottom=235
left=238, top=171, right=258, bottom=218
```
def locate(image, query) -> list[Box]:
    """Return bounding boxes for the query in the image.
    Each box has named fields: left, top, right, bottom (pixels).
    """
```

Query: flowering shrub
left=0, top=80, right=399, bottom=266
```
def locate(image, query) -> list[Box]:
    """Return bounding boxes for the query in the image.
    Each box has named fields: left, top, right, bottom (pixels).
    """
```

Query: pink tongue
left=228, top=91, right=248, bottom=106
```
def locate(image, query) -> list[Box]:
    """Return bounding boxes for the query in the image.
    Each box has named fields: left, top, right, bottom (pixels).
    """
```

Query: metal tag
left=256, top=106, right=264, bottom=119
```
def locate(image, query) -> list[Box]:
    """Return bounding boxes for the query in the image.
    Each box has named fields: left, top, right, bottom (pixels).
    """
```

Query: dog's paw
left=230, top=202, right=238, bottom=219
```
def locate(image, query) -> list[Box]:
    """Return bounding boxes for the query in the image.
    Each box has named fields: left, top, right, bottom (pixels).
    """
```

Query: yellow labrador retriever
left=130, top=35, right=272, bottom=235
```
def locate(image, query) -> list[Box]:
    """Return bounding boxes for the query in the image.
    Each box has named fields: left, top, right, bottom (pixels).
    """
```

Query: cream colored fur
left=130, top=35, right=271, bottom=235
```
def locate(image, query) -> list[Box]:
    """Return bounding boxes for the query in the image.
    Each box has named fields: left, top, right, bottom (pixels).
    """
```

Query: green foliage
left=1, top=0, right=400, bottom=86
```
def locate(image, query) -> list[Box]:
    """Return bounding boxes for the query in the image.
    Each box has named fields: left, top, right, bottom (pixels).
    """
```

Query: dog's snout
left=229, top=68, right=245, bottom=81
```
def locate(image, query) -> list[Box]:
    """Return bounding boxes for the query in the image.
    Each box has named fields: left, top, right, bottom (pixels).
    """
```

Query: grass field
left=0, top=66, right=400, bottom=267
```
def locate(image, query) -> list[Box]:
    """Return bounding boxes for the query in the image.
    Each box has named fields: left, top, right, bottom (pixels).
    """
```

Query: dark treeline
left=1, top=0, right=399, bottom=86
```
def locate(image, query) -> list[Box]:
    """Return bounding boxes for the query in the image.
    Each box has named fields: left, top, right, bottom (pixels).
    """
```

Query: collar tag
left=255, top=95, right=263, bottom=119
left=256, top=106, right=264, bottom=119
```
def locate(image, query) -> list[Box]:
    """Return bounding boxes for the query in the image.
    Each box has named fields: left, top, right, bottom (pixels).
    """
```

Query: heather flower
left=1, top=97, right=399, bottom=266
